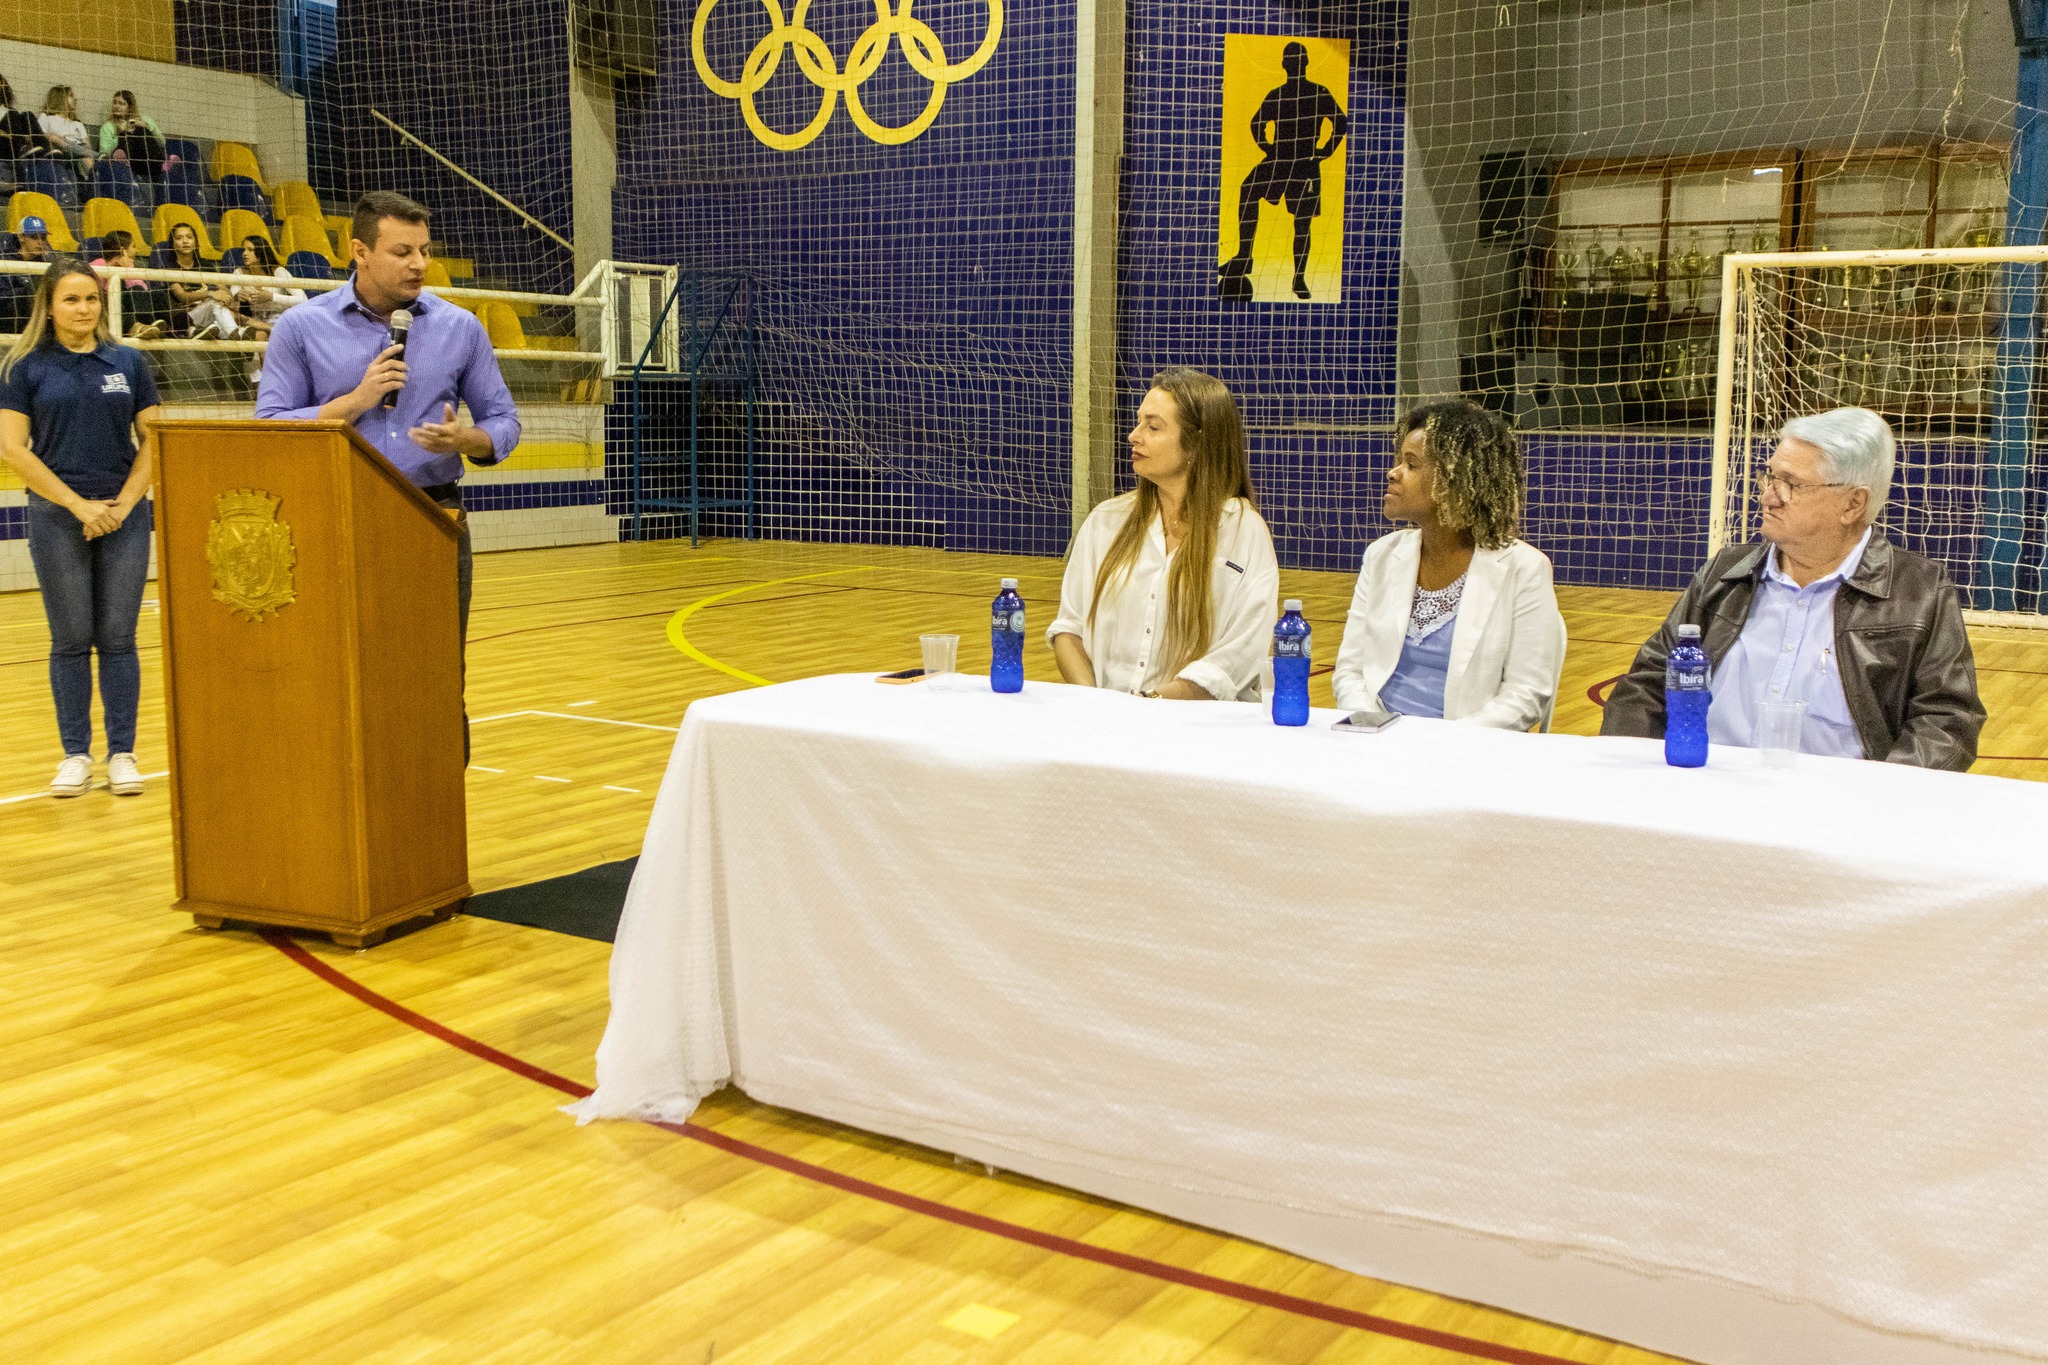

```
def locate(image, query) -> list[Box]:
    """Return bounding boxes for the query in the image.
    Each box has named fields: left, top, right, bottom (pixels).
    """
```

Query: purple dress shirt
left=254, top=280, right=521, bottom=488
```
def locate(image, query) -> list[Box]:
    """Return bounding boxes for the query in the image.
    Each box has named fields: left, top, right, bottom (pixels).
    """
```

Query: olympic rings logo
left=692, top=0, right=1002, bottom=151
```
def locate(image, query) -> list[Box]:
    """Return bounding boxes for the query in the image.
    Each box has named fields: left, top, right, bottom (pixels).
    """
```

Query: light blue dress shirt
left=1707, top=529, right=1871, bottom=759
left=1380, top=615, right=1456, bottom=718
left=254, top=280, right=521, bottom=488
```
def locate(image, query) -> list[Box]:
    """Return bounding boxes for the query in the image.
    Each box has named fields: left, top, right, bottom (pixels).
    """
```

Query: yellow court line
left=665, top=568, right=875, bottom=687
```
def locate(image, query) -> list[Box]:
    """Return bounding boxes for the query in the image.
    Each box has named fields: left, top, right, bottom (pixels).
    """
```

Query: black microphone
left=380, top=308, right=412, bottom=409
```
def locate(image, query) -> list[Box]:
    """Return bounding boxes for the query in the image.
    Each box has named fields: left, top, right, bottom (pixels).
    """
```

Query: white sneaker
left=107, top=753, right=144, bottom=796
left=51, top=755, right=92, bottom=797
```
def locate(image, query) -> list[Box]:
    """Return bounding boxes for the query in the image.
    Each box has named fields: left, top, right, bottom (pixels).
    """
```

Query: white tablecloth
left=574, top=675, right=2048, bottom=1365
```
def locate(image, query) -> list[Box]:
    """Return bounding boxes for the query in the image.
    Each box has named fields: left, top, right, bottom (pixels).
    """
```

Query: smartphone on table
left=1331, top=710, right=1401, bottom=733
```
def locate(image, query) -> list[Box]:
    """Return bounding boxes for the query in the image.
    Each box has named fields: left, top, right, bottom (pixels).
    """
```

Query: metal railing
left=0, top=257, right=656, bottom=367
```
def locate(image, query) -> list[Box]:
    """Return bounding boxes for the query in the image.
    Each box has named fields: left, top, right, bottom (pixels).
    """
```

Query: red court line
left=260, top=929, right=1598, bottom=1365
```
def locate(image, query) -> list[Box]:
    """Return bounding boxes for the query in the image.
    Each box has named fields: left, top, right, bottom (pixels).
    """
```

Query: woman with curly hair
left=1331, top=399, right=1565, bottom=727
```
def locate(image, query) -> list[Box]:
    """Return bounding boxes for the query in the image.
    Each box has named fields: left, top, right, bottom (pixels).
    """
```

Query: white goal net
left=1712, top=245, right=2048, bottom=627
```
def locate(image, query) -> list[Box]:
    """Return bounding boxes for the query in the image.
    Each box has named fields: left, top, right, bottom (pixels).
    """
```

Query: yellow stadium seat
left=478, top=301, right=527, bottom=349
left=424, top=259, right=453, bottom=289
left=280, top=216, right=334, bottom=263
left=219, top=208, right=274, bottom=255
left=82, top=198, right=145, bottom=246
left=8, top=192, right=79, bottom=251
left=211, top=141, right=267, bottom=192
left=271, top=179, right=323, bottom=224
left=152, top=203, right=220, bottom=258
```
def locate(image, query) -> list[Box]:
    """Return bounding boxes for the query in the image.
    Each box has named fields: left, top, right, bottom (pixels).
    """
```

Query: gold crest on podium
left=206, top=488, right=298, bottom=621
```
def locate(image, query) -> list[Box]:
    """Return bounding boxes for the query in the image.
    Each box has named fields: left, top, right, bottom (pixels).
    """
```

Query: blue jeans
left=25, top=493, right=153, bottom=758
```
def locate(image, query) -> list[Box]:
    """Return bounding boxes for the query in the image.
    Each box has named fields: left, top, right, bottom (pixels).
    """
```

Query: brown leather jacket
left=1601, top=533, right=1985, bottom=771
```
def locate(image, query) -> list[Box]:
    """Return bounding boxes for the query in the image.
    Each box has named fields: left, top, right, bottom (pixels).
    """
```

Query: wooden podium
left=153, top=420, right=471, bottom=948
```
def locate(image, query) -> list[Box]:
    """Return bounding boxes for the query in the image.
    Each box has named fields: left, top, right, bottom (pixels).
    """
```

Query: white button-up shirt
left=1707, top=528, right=1871, bottom=759
left=1048, top=493, right=1280, bottom=700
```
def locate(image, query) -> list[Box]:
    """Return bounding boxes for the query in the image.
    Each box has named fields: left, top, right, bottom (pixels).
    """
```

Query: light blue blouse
left=1380, top=614, right=1457, bottom=718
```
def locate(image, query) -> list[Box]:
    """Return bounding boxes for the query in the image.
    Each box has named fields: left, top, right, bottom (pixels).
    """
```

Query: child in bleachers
left=98, top=91, right=165, bottom=181
left=91, top=231, right=167, bottom=339
left=37, top=86, right=94, bottom=177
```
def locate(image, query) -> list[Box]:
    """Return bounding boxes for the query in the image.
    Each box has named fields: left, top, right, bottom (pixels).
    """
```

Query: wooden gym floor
left=4, top=538, right=2045, bottom=1364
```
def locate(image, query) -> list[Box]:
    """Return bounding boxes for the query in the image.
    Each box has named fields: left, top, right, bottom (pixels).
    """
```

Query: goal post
left=1711, top=245, right=2048, bottom=628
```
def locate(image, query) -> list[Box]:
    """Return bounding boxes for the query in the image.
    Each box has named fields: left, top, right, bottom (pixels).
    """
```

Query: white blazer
left=1047, top=493, right=1280, bottom=701
left=1331, top=529, right=1565, bottom=730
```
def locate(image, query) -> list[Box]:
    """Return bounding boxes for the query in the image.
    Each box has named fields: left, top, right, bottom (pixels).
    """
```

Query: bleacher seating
left=424, top=259, right=453, bottom=289
left=286, top=250, right=333, bottom=281
left=273, top=180, right=323, bottom=225
left=89, top=159, right=151, bottom=217
left=220, top=207, right=272, bottom=252
left=210, top=142, right=265, bottom=192
left=218, top=174, right=266, bottom=218
left=151, top=202, right=220, bottom=259
left=160, top=161, right=208, bottom=214
left=281, top=216, right=343, bottom=267
left=21, top=159, right=79, bottom=213
left=83, top=198, right=147, bottom=247
left=478, top=300, right=526, bottom=349
left=8, top=193, right=80, bottom=251
left=164, top=138, right=202, bottom=170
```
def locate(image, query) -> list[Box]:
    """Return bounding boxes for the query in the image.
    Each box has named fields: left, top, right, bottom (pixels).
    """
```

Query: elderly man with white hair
left=1603, top=406, right=1984, bottom=770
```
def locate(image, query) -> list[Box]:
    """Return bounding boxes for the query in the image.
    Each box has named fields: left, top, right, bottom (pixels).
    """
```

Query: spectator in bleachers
left=12, top=215, right=53, bottom=266
left=0, top=77, right=42, bottom=185
left=164, top=222, right=254, bottom=340
left=2, top=215, right=54, bottom=333
left=231, top=236, right=297, bottom=383
left=37, top=86, right=95, bottom=177
left=91, top=231, right=167, bottom=340
left=232, top=237, right=305, bottom=325
left=98, top=91, right=165, bottom=181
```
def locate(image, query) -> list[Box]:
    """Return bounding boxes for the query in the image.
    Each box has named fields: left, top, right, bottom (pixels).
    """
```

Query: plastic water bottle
left=1664, top=622, right=1710, bottom=768
left=1272, top=599, right=1311, bottom=726
left=991, top=578, right=1025, bottom=693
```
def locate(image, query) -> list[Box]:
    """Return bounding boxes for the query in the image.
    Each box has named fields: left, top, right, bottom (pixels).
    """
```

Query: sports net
left=2, top=2, right=613, bottom=566
left=2, top=0, right=2043, bottom=590
left=1715, top=244, right=2048, bottom=624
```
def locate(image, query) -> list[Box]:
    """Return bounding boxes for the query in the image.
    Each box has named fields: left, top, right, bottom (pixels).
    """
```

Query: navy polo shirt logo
left=101, top=373, right=131, bottom=395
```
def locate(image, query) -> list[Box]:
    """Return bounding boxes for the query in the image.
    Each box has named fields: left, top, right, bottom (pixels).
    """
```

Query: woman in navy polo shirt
left=0, top=260, right=161, bottom=797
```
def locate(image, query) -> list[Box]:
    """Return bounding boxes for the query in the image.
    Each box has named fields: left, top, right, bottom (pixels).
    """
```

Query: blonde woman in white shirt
left=1049, top=367, right=1280, bottom=700
left=1332, top=399, right=1564, bottom=728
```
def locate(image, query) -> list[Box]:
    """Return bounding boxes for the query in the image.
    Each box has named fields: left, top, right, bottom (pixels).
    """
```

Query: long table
left=572, top=674, right=2048, bottom=1365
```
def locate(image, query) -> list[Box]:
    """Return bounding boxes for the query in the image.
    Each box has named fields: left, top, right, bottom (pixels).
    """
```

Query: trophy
left=1585, top=236, right=1610, bottom=294
left=1607, top=238, right=1637, bottom=292
left=1961, top=217, right=2001, bottom=314
left=1674, top=231, right=1710, bottom=313
left=1553, top=243, right=1582, bottom=327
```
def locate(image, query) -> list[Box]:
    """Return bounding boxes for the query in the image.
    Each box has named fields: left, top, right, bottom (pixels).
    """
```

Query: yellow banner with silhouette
left=1217, top=35, right=1350, bottom=304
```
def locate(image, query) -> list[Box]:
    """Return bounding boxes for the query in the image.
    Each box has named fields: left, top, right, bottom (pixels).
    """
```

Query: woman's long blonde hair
left=1087, top=368, right=1257, bottom=676
left=2, top=261, right=113, bottom=381
left=42, top=84, right=75, bottom=118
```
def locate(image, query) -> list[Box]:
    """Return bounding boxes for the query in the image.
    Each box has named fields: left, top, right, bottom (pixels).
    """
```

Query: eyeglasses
left=1754, top=471, right=1852, bottom=504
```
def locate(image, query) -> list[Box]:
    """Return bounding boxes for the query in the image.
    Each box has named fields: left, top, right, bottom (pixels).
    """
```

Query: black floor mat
left=463, top=857, right=636, bottom=943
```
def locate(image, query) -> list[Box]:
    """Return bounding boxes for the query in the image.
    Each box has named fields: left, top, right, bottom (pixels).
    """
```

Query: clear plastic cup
left=920, top=634, right=959, bottom=688
left=1758, top=698, right=1807, bottom=769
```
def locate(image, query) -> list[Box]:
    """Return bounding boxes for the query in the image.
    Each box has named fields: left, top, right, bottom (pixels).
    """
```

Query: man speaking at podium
left=256, top=190, right=521, bottom=673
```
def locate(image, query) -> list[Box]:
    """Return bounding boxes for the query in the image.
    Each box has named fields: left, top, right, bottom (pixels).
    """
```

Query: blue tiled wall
left=1117, top=0, right=1408, bottom=573
left=308, top=0, right=576, bottom=292
left=611, top=0, right=1079, bottom=556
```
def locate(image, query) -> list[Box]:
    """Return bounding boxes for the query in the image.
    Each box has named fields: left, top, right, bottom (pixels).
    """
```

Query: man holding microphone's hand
left=258, top=190, right=521, bottom=754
